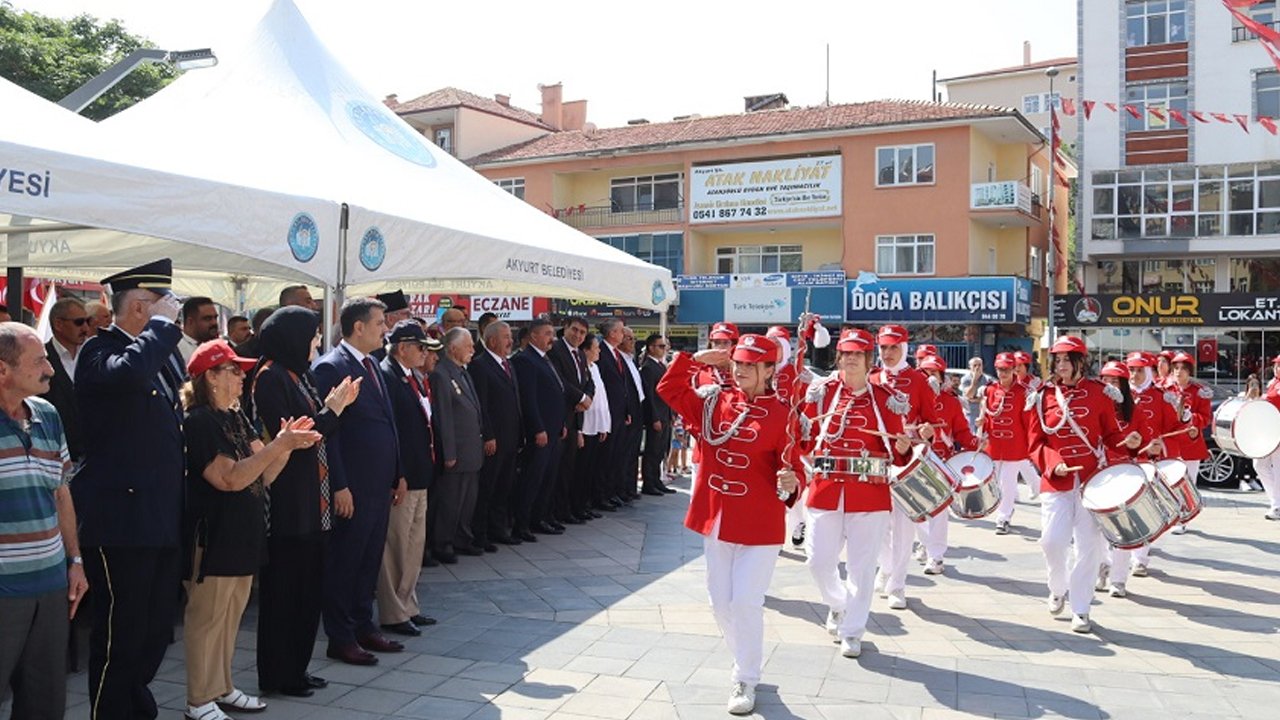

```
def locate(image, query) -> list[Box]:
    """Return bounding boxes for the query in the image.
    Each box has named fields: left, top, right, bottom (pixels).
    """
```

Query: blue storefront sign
left=845, top=276, right=1031, bottom=324
left=675, top=272, right=846, bottom=324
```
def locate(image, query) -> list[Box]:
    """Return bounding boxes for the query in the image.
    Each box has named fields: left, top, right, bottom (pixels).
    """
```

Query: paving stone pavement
left=29, top=477, right=1280, bottom=719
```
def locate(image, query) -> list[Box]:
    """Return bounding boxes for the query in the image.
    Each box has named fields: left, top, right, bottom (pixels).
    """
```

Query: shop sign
left=470, top=295, right=533, bottom=321
left=551, top=298, right=661, bottom=320
left=846, top=276, right=1031, bottom=324
left=1053, top=293, right=1280, bottom=327
left=689, top=155, right=841, bottom=224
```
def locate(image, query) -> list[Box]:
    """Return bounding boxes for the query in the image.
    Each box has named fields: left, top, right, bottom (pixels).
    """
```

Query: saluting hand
left=693, top=349, right=730, bottom=367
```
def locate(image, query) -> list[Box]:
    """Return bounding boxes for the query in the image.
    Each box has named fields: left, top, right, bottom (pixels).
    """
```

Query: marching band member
left=1257, top=355, right=1280, bottom=521
left=869, top=325, right=940, bottom=610
left=695, top=322, right=740, bottom=390
left=916, top=354, right=978, bottom=575
left=978, top=352, right=1034, bottom=535
left=657, top=334, right=800, bottom=716
left=1098, top=353, right=1180, bottom=597
left=1011, top=350, right=1043, bottom=500
left=768, top=325, right=807, bottom=550
left=1155, top=350, right=1175, bottom=388
left=1028, top=336, right=1140, bottom=633
left=800, top=328, right=912, bottom=658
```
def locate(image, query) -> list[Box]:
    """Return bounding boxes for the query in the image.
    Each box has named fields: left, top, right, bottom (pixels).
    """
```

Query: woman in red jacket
left=800, top=328, right=912, bottom=659
left=916, top=354, right=978, bottom=576
left=978, top=353, right=1035, bottom=535
left=657, top=334, right=799, bottom=716
left=1028, top=336, right=1140, bottom=634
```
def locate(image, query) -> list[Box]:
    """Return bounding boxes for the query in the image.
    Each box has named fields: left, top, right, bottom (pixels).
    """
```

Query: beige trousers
left=183, top=559, right=252, bottom=705
left=377, top=488, right=429, bottom=625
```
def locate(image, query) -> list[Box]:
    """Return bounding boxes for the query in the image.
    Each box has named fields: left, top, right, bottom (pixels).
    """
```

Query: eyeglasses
left=58, top=317, right=90, bottom=326
left=213, top=364, right=245, bottom=377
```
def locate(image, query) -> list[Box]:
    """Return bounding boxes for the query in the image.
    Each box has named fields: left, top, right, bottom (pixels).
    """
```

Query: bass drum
left=890, top=444, right=959, bottom=523
left=947, top=451, right=1000, bottom=519
left=1081, top=463, right=1176, bottom=550
left=1212, top=397, right=1280, bottom=459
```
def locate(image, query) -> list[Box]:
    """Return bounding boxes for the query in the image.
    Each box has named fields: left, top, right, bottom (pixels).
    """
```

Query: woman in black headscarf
left=250, top=306, right=361, bottom=697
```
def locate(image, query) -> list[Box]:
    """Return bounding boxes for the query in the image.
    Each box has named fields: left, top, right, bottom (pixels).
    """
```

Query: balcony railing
left=554, top=204, right=683, bottom=229
left=1233, top=19, right=1280, bottom=42
left=971, top=181, right=1033, bottom=214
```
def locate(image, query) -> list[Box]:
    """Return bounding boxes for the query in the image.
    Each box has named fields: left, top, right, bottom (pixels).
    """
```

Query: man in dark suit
left=594, top=318, right=633, bottom=509
left=618, top=327, right=647, bottom=501
left=41, top=296, right=89, bottom=463
left=468, top=320, right=522, bottom=547
left=312, top=297, right=405, bottom=666
left=73, top=259, right=186, bottom=720
left=428, top=327, right=485, bottom=562
left=513, top=318, right=571, bottom=538
left=639, top=333, right=676, bottom=495
left=547, top=316, right=596, bottom=522
left=377, top=321, right=442, bottom=637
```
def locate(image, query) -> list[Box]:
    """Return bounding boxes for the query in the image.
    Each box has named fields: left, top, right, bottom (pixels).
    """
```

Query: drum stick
left=1063, top=465, right=1084, bottom=473
left=1158, top=426, right=1193, bottom=440
left=864, top=428, right=921, bottom=444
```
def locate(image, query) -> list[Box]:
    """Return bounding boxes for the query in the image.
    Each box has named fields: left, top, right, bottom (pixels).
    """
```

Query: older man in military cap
left=73, top=258, right=186, bottom=720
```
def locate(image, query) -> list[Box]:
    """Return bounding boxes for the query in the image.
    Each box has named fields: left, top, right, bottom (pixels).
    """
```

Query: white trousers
left=1126, top=459, right=1198, bottom=570
left=1256, top=448, right=1280, bottom=512
left=995, top=458, right=1036, bottom=522
left=786, top=488, right=808, bottom=539
left=703, top=533, right=781, bottom=685
left=876, top=506, right=916, bottom=595
left=921, top=512, right=948, bottom=563
left=805, top=504, right=889, bottom=639
left=1040, top=489, right=1104, bottom=616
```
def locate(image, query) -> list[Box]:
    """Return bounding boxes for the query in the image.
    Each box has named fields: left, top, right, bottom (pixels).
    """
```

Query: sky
left=15, top=0, right=1077, bottom=128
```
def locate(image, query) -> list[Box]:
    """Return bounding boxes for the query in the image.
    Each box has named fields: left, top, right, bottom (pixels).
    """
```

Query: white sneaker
left=1265, top=509, right=1280, bottom=521
left=888, top=591, right=907, bottom=610
left=825, top=609, right=844, bottom=637
left=840, top=636, right=862, bottom=658
left=1095, top=563, right=1111, bottom=591
left=923, top=559, right=944, bottom=575
left=912, top=543, right=927, bottom=564
left=1131, top=563, right=1149, bottom=578
left=727, top=682, right=756, bottom=715
left=1108, top=583, right=1127, bottom=598
left=1047, top=594, right=1065, bottom=616
left=791, top=521, right=806, bottom=547
left=1071, top=614, right=1092, bottom=633
left=873, top=573, right=887, bottom=598
left=995, top=520, right=1010, bottom=535
left=1171, top=523, right=1186, bottom=535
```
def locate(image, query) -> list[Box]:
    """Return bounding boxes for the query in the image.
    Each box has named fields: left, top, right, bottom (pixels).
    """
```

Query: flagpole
left=1045, top=66, right=1060, bottom=352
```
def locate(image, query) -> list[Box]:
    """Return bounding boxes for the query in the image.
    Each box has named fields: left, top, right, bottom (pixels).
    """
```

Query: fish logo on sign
left=359, top=227, right=386, bottom=271
left=287, top=212, right=319, bottom=263
left=346, top=100, right=437, bottom=168
left=652, top=280, right=667, bottom=306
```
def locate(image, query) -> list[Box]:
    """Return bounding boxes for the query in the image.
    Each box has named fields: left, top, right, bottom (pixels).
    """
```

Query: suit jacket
left=512, top=347, right=569, bottom=444
left=548, top=338, right=594, bottom=432
left=596, top=341, right=633, bottom=433
left=312, top=343, right=400, bottom=499
left=639, top=356, right=672, bottom=426
left=429, top=355, right=485, bottom=473
left=73, top=320, right=185, bottom=547
left=380, top=357, right=437, bottom=491
left=468, top=350, right=522, bottom=451
left=41, top=339, right=84, bottom=461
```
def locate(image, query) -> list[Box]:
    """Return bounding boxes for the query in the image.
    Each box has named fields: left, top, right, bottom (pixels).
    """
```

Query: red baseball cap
left=731, top=334, right=779, bottom=363
left=187, top=339, right=257, bottom=377
left=1050, top=336, right=1088, bottom=356
left=1013, top=351, right=1034, bottom=366
left=1101, top=361, right=1129, bottom=378
left=837, top=328, right=875, bottom=352
left=766, top=325, right=791, bottom=341
left=877, top=324, right=909, bottom=346
left=1158, top=350, right=1175, bottom=361
left=915, top=343, right=939, bottom=359
left=1171, top=351, right=1196, bottom=367
left=919, top=354, right=947, bottom=372
left=1124, top=351, right=1153, bottom=368
left=994, top=352, right=1016, bottom=369
left=710, top=321, right=740, bottom=341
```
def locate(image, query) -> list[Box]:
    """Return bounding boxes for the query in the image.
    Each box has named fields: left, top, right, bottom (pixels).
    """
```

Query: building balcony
left=1233, top=19, right=1280, bottom=42
left=554, top=204, right=683, bottom=229
left=970, top=181, right=1041, bottom=227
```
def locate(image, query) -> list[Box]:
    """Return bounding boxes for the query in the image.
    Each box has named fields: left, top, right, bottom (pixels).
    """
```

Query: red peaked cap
left=915, top=343, right=939, bottom=359
left=1171, top=351, right=1195, bottom=367
left=1124, top=351, right=1154, bottom=368
left=877, top=324, right=908, bottom=345
left=994, top=352, right=1016, bottom=369
left=731, top=334, right=779, bottom=363
left=766, top=325, right=791, bottom=341
left=1050, top=336, right=1088, bottom=355
left=1101, top=361, right=1129, bottom=378
left=710, top=321, right=740, bottom=341
left=918, top=354, right=947, bottom=372
left=837, top=328, right=876, bottom=352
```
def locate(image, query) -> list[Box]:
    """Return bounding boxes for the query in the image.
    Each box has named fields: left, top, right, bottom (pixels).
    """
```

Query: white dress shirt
left=53, top=337, right=80, bottom=382
left=582, top=363, right=611, bottom=435
left=178, top=333, right=200, bottom=363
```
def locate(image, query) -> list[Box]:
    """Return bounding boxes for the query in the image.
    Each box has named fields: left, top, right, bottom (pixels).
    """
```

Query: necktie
left=362, top=356, right=385, bottom=398
left=615, top=347, right=625, bottom=375
left=572, top=348, right=586, bottom=382
left=502, top=356, right=514, bottom=380
left=408, top=374, right=437, bottom=462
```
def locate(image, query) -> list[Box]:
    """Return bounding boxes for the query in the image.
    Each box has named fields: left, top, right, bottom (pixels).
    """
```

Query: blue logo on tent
left=287, top=212, right=319, bottom=263
left=359, top=227, right=386, bottom=271
left=346, top=100, right=437, bottom=168
left=651, top=280, right=667, bottom=306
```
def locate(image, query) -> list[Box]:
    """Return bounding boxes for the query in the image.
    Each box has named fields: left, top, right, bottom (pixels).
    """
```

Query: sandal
left=186, top=702, right=232, bottom=720
left=216, top=688, right=267, bottom=713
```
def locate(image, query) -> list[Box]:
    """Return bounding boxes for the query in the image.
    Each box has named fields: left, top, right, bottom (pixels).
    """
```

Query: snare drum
left=1213, top=397, right=1280, bottom=459
left=1081, top=463, right=1176, bottom=549
left=946, top=451, right=1000, bottom=519
left=1153, top=458, right=1203, bottom=524
left=890, top=444, right=959, bottom=522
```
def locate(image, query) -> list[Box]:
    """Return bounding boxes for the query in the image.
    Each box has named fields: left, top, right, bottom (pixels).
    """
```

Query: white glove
left=813, top=322, right=831, bottom=349
left=149, top=293, right=181, bottom=323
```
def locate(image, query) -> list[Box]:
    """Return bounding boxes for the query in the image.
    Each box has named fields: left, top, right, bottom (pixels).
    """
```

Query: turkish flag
left=1197, top=338, right=1218, bottom=365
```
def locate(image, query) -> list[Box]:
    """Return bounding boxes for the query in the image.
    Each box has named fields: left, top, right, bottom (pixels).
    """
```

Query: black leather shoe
left=305, top=674, right=328, bottom=689
left=357, top=634, right=404, bottom=653
left=433, top=552, right=458, bottom=564
left=571, top=512, right=592, bottom=523
left=327, top=643, right=378, bottom=666
left=410, top=614, right=437, bottom=627
left=494, top=534, right=521, bottom=545
left=589, top=510, right=604, bottom=519
left=422, top=554, right=440, bottom=567
left=457, top=545, right=484, bottom=556
left=516, top=530, right=538, bottom=542
left=660, top=485, right=677, bottom=494
left=275, top=685, right=314, bottom=697
left=549, top=520, right=566, bottom=532
left=381, top=621, right=421, bottom=637
left=641, top=487, right=664, bottom=496
left=483, top=543, right=498, bottom=553
left=607, top=496, right=624, bottom=507
left=534, top=521, right=564, bottom=535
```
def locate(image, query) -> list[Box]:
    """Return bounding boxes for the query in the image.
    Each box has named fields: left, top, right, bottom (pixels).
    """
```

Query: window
left=1020, top=93, right=1060, bottom=115
left=494, top=178, right=525, bottom=200
left=1031, top=165, right=1045, bottom=202
left=1126, top=0, right=1187, bottom=47
left=610, top=174, right=682, bottom=212
left=1090, top=163, right=1280, bottom=240
left=1022, top=94, right=1042, bottom=114
left=1124, top=82, right=1189, bottom=131
left=876, top=144, right=935, bottom=186
left=1259, top=71, right=1280, bottom=119
left=1230, top=257, right=1280, bottom=292
left=1095, top=258, right=1215, bottom=293
left=598, top=233, right=684, bottom=275
left=1030, top=245, right=1043, bottom=283
left=715, top=245, right=802, bottom=273
left=434, top=128, right=452, bottom=154
left=875, top=235, right=935, bottom=275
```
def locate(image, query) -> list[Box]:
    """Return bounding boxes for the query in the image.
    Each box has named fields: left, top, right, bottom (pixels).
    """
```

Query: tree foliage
left=0, top=1, right=175, bottom=120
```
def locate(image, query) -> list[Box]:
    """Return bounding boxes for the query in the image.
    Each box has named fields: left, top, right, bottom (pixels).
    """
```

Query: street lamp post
left=1045, top=65, right=1060, bottom=351
left=57, top=47, right=217, bottom=114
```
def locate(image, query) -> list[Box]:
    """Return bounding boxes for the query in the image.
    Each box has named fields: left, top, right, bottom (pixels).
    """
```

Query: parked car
left=1198, top=396, right=1258, bottom=489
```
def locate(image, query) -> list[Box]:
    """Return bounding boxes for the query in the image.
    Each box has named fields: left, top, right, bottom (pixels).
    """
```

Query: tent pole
left=327, top=203, right=350, bottom=352
left=659, top=305, right=668, bottom=338
left=6, top=267, right=23, bottom=325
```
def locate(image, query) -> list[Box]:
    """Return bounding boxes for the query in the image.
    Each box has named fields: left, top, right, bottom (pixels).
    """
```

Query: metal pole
left=58, top=49, right=168, bottom=113
left=1045, top=67, right=1060, bottom=350
left=6, top=266, right=24, bottom=325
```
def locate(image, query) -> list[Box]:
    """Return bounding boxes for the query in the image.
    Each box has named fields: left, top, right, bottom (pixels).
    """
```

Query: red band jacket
left=978, top=381, right=1032, bottom=461
left=1027, top=378, right=1129, bottom=493
left=1166, top=380, right=1212, bottom=462
left=929, top=389, right=978, bottom=460
left=1104, top=382, right=1182, bottom=465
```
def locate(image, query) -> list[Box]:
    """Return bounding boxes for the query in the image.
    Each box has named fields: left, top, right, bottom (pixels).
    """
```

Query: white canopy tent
left=100, top=0, right=674, bottom=310
left=0, top=77, right=340, bottom=308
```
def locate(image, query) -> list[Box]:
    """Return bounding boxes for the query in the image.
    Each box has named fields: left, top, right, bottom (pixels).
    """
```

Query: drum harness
left=694, top=384, right=755, bottom=497
left=808, top=378, right=897, bottom=484
left=1037, top=383, right=1109, bottom=490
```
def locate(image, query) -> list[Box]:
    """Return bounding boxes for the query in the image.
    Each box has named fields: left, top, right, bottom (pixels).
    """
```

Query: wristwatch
left=69, top=555, right=83, bottom=565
